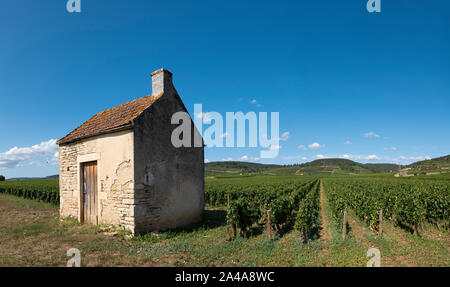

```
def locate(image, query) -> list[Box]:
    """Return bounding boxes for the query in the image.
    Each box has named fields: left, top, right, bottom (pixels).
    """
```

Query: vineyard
left=0, top=174, right=449, bottom=266
left=205, top=176, right=321, bottom=241
left=204, top=174, right=449, bottom=266
left=1, top=175, right=448, bottom=239
left=0, top=180, right=59, bottom=205
left=323, top=177, right=449, bottom=236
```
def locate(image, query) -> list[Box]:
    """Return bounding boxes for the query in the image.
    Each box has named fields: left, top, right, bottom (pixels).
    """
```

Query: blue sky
left=0, top=0, right=449, bottom=178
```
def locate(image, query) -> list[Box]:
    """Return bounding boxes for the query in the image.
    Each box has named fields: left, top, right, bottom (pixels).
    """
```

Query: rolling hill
left=408, top=155, right=450, bottom=168
left=293, top=159, right=399, bottom=175
left=407, top=155, right=450, bottom=173
left=205, top=161, right=280, bottom=176
left=206, top=158, right=401, bottom=176
left=6, top=174, right=59, bottom=181
left=7, top=155, right=449, bottom=179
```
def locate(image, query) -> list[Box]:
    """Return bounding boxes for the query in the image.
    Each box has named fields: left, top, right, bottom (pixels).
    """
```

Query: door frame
left=77, top=153, right=101, bottom=224
left=81, top=161, right=98, bottom=224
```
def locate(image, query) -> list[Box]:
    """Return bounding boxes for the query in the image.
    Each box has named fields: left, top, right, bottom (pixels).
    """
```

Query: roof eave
left=57, top=123, right=133, bottom=146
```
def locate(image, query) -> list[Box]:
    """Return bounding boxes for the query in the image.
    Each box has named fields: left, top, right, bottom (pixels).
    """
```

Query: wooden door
left=82, top=161, right=98, bottom=224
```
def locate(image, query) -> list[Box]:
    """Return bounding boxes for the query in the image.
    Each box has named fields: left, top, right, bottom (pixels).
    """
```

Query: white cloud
left=308, top=153, right=432, bottom=164
left=340, top=154, right=364, bottom=160
left=250, top=99, right=262, bottom=108
left=384, top=147, right=397, bottom=151
left=47, top=151, right=59, bottom=165
left=205, top=159, right=210, bottom=163
left=297, top=145, right=307, bottom=150
left=366, top=155, right=380, bottom=161
left=279, top=132, right=290, bottom=142
left=314, top=154, right=328, bottom=159
left=0, top=139, right=58, bottom=170
left=308, top=142, right=325, bottom=150
left=268, top=144, right=282, bottom=150
left=297, top=142, right=325, bottom=150
left=301, top=157, right=308, bottom=161
left=339, top=154, right=380, bottom=161
left=397, top=155, right=431, bottom=162
left=364, top=131, right=380, bottom=138
left=220, top=156, right=258, bottom=162
left=344, top=140, right=352, bottom=145
left=28, top=160, right=43, bottom=167
left=195, top=112, right=211, bottom=122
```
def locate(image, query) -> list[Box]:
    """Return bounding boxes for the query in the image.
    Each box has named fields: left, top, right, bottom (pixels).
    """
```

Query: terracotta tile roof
left=57, top=93, right=162, bottom=145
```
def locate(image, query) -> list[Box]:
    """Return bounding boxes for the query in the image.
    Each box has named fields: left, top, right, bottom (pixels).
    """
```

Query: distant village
left=394, top=167, right=449, bottom=177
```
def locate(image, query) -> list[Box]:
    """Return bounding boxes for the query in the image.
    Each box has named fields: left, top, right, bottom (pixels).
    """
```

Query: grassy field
left=0, top=176, right=448, bottom=267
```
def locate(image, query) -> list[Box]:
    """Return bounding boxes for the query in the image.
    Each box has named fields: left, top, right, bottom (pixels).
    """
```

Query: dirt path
left=346, top=212, right=410, bottom=267
left=318, top=180, right=331, bottom=266
left=319, top=180, right=331, bottom=242
left=381, top=220, right=450, bottom=266
left=345, top=212, right=394, bottom=266
left=421, top=223, right=450, bottom=246
left=381, top=220, right=417, bottom=266
left=346, top=213, right=372, bottom=249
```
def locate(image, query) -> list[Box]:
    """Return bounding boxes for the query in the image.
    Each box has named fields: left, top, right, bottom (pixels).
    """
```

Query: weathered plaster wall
left=133, top=93, right=204, bottom=234
left=59, top=129, right=136, bottom=231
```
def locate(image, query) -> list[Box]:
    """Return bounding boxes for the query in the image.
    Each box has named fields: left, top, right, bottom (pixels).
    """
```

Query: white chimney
left=151, top=68, right=175, bottom=96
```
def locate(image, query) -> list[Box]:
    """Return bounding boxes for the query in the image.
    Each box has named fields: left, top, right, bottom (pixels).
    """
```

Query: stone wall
left=132, top=92, right=204, bottom=234
left=59, top=130, right=137, bottom=232
left=59, top=141, right=86, bottom=219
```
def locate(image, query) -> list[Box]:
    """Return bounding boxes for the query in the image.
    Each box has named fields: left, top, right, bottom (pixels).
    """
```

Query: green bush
left=294, top=182, right=320, bottom=239
left=323, top=177, right=449, bottom=233
left=227, top=198, right=261, bottom=234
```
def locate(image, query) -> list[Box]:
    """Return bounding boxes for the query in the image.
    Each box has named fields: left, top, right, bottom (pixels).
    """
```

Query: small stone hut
left=57, top=68, right=204, bottom=234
